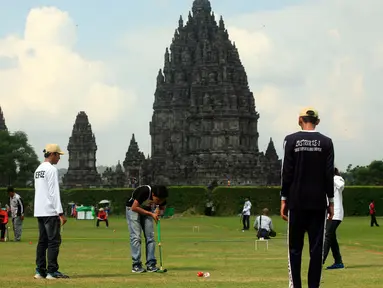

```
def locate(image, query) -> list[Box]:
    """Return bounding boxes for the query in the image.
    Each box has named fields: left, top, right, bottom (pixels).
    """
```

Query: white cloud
left=112, top=0, right=383, bottom=169
left=0, top=7, right=136, bottom=133
left=1, top=1, right=382, bottom=170
left=223, top=0, right=383, bottom=167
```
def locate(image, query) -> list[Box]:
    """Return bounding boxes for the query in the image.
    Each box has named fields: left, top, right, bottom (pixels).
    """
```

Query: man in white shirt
left=253, top=208, right=275, bottom=239
left=33, top=144, right=69, bottom=280
left=323, top=167, right=345, bottom=269
left=8, top=186, right=24, bottom=241
left=242, top=197, right=252, bottom=232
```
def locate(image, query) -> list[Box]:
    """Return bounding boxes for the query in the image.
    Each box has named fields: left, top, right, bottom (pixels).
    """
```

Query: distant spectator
left=0, top=208, right=9, bottom=241
left=254, top=208, right=276, bottom=239
left=241, top=197, right=252, bottom=232
left=97, top=208, right=109, bottom=228
left=369, top=200, right=379, bottom=227
left=8, top=186, right=24, bottom=241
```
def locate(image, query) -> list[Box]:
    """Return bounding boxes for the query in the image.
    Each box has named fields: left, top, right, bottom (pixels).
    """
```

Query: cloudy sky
left=0, top=0, right=382, bottom=171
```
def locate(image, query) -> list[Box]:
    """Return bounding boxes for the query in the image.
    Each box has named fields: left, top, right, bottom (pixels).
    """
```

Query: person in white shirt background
left=322, top=167, right=345, bottom=270
left=253, top=208, right=275, bottom=239
left=241, top=197, right=252, bottom=232
left=33, top=144, right=69, bottom=280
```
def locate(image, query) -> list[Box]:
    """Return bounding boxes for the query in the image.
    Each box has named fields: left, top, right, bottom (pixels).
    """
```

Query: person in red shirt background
left=0, top=208, right=9, bottom=241
left=369, top=200, right=379, bottom=227
left=97, top=208, right=109, bottom=228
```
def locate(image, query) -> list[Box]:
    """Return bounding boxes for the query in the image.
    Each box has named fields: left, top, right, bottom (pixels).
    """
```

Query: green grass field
left=1, top=215, right=383, bottom=288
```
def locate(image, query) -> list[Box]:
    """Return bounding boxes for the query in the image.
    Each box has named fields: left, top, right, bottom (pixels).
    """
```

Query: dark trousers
left=242, top=215, right=250, bottom=230
left=0, top=223, right=5, bottom=239
left=370, top=213, right=379, bottom=226
left=323, top=220, right=343, bottom=264
left=36, top=216, right=62, bottom=274
left=204, top=207, right=212, bottom=216
left=288, top=209, right=326, bottom=288
left=97, top=219, right=109, bottom=227
left=257, top=228, right=270, bottom=239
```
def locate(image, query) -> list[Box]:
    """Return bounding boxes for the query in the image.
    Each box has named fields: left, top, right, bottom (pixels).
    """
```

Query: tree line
left=0, top=130, right=39, bottom=187
left=341, top=161, right=383, bottom=186
left=0, top=129, right=382, bottom=187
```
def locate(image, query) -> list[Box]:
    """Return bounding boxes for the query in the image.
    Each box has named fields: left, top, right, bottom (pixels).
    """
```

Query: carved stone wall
left=123, top=134, right=145, bottom=187
left=62, top=111, right=102, bottom=188
left=148, top=0, right=281, bottom=186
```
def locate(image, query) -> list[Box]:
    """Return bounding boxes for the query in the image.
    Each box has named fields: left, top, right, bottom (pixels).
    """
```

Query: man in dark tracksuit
left=280, top=107, right=335, bottom=288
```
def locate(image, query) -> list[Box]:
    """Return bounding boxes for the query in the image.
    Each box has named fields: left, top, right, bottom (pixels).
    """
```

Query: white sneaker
left=34, top=273, right=45, bottom=279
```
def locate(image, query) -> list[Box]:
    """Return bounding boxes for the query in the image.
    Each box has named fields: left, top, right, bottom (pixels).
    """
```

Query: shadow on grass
left=70, top=273, right=129, bottom=278
left=168, top=266, right=215, bottom=271
left=344, top=264, right=383, bottom=269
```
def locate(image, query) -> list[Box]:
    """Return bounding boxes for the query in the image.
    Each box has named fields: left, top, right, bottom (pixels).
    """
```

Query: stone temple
left=0, top=106, right=7, bottom=131
left=123, top=134, right=145, bottom=187
left=62, top=111, right=102, bottom=188
left=144, top=0, right=281, bottom=186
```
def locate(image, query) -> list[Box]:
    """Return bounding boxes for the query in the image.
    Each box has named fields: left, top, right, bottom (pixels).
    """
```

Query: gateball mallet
left=156, top=206, right=167, bottom=273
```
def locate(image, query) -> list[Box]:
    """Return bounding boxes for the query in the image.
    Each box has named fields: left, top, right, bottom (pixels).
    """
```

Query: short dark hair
left=7, top=186, right=14, bottom=193
left=44, top=151, right=61, bottom=158
left=43, top=149, right=52, bottom=158
left=152, top=185, right=168, bottom=199
left=334, top=168, right=340, bottom=176
left=301, top=116, right=318, bottom=125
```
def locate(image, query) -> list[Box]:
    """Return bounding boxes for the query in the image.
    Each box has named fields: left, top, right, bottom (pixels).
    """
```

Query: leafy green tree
left=0, top=130, right=39, bottom=187
left=342, top=161, right=383, bottom=185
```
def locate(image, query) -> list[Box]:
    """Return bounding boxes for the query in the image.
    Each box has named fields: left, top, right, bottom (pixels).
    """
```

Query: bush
left=211, top=186, right=281, bottom=216
left=1, top=186, right=383, bottom=217
left=211, top=186, right=383, bottom=216
left=0, top=186, right=208, bottom=216
left=342, top=186, right=383, bottom=216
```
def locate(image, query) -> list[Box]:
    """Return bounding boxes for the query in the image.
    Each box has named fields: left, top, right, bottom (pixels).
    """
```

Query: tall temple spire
left=192, top=0, right=212, bottom=15
left=0, top=106, right=7, bottom=131
left=265, top=137, right=278, bottom=161
left=148, top=0, right=280, bottom=186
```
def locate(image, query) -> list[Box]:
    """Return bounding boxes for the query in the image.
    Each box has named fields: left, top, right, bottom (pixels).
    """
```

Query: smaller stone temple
left=62, top=111, right=102, bottom=188
left=0, top=106, right=7, bottom=131
left=101, top=161, right=126, bottom=188
left=264, top=138, right=282, bottom=186
left=123, top=134, right=145, bottom=187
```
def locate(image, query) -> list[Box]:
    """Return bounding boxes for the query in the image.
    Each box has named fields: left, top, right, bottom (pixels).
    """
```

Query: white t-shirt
left=10, top=193, right=24, bottom=218
left=242, top=200, right=252, bottom=216
left=34, top=162, right=63, bottom=217
left=333, top=175, right=345, bottom=221
left=253, top=215, right=273, bottom=231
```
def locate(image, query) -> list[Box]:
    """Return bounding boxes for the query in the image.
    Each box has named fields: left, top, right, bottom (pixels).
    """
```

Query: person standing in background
left=369, top=200, right=379, bottom=227
left=8, top=186, right=24, bottom=242
left=242, top=197, right=252, bottom=232
left=323, top=167, right=345, bottom=269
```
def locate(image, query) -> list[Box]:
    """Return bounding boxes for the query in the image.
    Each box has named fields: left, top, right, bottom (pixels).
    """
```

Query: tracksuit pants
left=288, top=209, right=326, bottom=288
left=242, top=215, right=250, bottom=230
left=322, top=219, right=343, bottom=264
left=370, top=213, right=379, bottom=227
